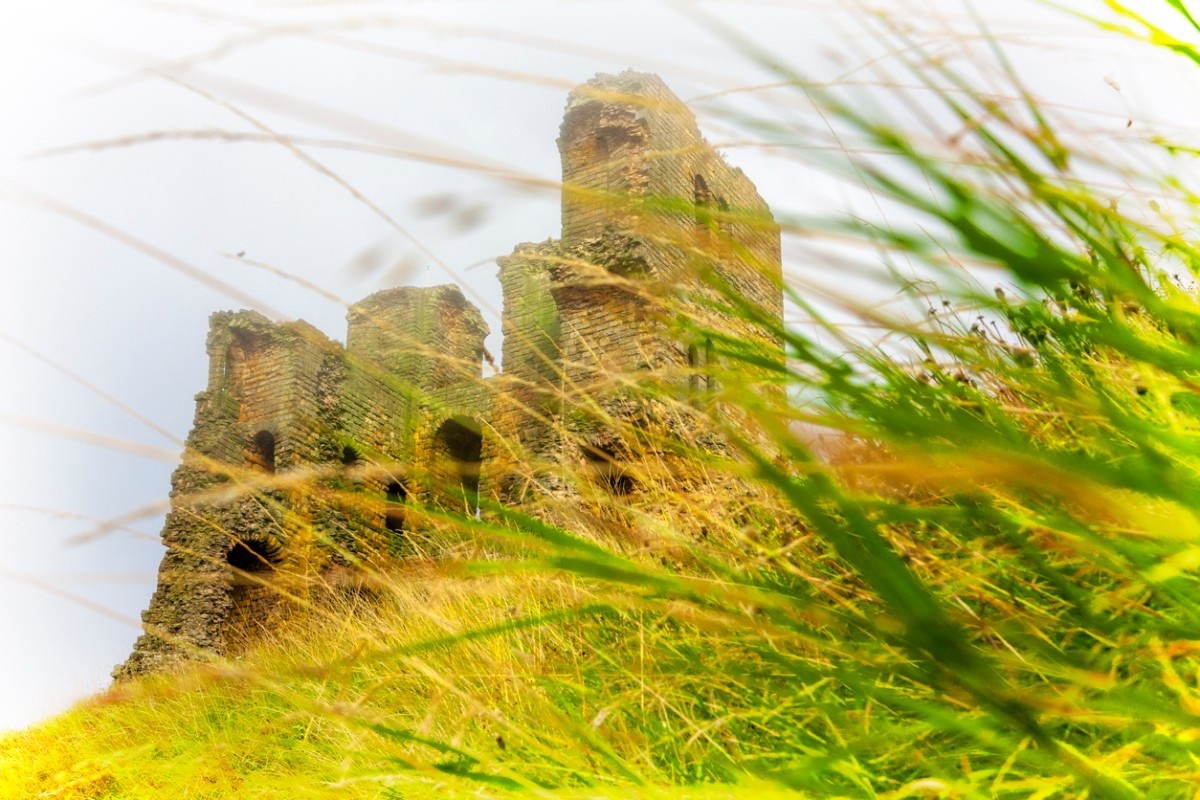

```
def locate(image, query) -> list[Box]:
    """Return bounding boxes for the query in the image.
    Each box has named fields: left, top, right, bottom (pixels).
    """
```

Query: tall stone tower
left=116, top=288, right=489, bottom=678
left=491, top=70, right=783, bottom=528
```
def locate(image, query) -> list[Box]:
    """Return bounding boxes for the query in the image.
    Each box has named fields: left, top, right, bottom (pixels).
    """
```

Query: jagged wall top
left=557, top=71, right=777, bottom=274
left=348, top=284, right=489, bottom=394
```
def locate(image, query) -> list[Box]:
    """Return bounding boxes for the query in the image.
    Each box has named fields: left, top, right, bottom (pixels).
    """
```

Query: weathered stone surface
left=117, top=70, right=785, bottom=679
left=115, top=290, right=491, bottom=678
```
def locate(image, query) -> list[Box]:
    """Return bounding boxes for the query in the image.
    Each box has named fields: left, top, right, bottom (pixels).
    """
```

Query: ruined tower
left=492, top=71, right=783, bottom=521
left=116, top=288, right=489, bottom=677
left=118, top=70, right=783, bottom=678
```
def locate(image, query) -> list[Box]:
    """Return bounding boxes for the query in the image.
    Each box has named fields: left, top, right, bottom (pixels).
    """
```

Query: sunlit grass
left=8, top=1, right=1200, bottom=798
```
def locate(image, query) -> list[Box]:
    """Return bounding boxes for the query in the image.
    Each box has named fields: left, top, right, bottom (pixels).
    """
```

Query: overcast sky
left=1, top=0, right=1197, bottom=732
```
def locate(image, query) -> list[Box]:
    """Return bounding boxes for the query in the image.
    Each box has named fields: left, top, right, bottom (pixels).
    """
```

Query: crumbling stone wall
left=492, top=71, right=784, bottom=524
left=118, top=70, right=784, bottom=679
left=117, top=289, right=490, bottom=678
left=558, top=71, right=780, bottom=316
left=116, top=313, right=337, bottom=677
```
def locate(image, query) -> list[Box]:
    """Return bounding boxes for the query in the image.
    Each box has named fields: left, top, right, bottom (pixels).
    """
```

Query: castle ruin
left=116, top=71, right=783, bottom=678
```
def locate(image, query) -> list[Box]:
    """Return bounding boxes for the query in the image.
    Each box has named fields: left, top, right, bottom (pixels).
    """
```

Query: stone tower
left=116, top=288, right=489, bottom=677
left=118, top=70, right=783, bottom=678
left=491, top=71, right=783, bottom=521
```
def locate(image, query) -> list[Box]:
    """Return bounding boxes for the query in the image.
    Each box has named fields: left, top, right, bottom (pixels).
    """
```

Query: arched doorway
left=247, top=430, right=276, bottom=473
left=434, top=416, right=483, bottom=513
left=225, top=538, right=279, bottom=650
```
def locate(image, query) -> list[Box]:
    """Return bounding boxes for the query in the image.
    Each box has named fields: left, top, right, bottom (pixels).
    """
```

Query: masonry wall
left=559, top=73, right=779, bottom=292
left=348, top=285, right=488, bottom=394
left=347, top=285, right=490, bottom=513
left=555, top=71, right=783, bottom=389
left=471, top=73, right=781, bottom=543
left=116, top=313, right=336, bottom=677
left=117, top=289, right=492, bottom=678
left=497, top=242, right=562, bottom=392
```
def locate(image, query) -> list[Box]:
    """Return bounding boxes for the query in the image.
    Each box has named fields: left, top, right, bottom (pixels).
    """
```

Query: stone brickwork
left=116, top=292, right=490, bottom=677
left=492, top=71, right=784, bottom=521
left=117, top=70, right=783, bottom=678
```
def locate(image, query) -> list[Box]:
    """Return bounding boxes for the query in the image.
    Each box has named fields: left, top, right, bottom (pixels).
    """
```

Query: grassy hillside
left=8, top=2, right=1200, bottom=798
left=1, top=567, right=882, bottom=799
left=0, top=573, right=802, bottom=799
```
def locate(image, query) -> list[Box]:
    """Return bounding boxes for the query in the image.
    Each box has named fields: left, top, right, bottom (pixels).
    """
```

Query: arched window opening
left=435, top=417, right=483, bottom=511
left=385, top=480, right=408, bottom=533
left=248, top=430, right=276, bottom=473
left=584, top=445, right=635, bottom=496
left=227, top=538, right=278, bottom=579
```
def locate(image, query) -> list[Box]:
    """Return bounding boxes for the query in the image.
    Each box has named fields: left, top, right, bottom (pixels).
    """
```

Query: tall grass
left=6, top=1, right=1200, bottom=798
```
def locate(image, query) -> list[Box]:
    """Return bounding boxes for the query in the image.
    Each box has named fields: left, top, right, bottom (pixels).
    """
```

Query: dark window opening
left=226, top=538, right=280, bottom=647
left=341, top=445, right=359, bottom=466
left=584, top=445, right=635, bottom=495
left=248, top=430, right=276, bottom=473
left=435, top=417, right=483, bottom=511
left=227, top=538, right=278, bottom=579
left=385, top=480, right=408, bottom=533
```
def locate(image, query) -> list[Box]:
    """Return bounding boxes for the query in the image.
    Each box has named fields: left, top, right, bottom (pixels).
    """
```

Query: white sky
left=1, top=0, right=1198, bottom=732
